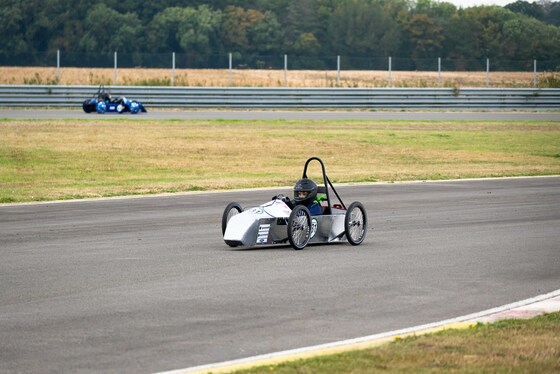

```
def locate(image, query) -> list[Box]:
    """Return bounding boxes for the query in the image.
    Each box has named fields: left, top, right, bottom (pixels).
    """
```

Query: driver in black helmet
left=293, top=178, right=322, bottom=215
left=274, top=178, right=322, bottom=215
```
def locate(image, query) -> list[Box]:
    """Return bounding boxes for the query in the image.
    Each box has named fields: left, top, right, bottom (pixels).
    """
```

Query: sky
left=442, top=0, right=515, bottom=7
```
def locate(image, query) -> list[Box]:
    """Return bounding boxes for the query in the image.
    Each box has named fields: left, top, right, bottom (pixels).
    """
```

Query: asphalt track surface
left=1, top=108, right=560, bottom=121
left=1, top=177, right=559, bottom=373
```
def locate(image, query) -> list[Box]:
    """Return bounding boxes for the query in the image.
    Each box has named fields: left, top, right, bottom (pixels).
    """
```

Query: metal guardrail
left=0, top=85, right=559, bottom=109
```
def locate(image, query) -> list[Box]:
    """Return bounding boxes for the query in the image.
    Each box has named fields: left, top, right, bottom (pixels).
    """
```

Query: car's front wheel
left=288, top=205, right=311, bottom=250
left=96, top=101, right=107, bottom=114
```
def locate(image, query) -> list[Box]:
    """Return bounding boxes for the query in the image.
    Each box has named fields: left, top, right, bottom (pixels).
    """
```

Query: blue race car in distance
left=82, top=86, right=147, bottom=114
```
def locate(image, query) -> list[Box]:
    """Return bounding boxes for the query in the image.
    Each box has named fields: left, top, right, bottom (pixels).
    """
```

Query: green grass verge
left=1, top=119, right=559, bottom=203
left=234, top=312, right=560, bottom=374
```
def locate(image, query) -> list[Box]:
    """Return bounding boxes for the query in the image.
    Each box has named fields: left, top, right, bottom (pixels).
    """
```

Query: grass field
left=1, top=119, right=559, bottom=203
left=1, top=66, right=555, bottom=88
left=234, top=312, right=560, bottom=374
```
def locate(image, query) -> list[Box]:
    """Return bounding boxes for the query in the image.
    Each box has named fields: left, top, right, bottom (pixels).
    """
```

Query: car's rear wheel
left=288, top=205, right=311, bottom=250
left=345, top=201, right=367, bottom=245
left=82, top=100, right=93, bottom=113
left=222, top=202, right=243, bottom=237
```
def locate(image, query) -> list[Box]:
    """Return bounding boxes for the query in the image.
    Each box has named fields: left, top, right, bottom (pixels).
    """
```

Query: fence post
left=114, top=51, right=117, bottom=85
left=337, top=55, right=340, bottom=86
left=284, top=54, right=288, bottom=87
left=438, top=57, right=441, bottom=87
left=229, top=53, right=232, bottom=86
left=533, top=59, right=537, bottom=88
left=388, top=56, right=392, bottom=87
left=56, top=50, right=60, bottom=83
left=172, top=52, right=175, bottom=86
left=486, top=58, right=490, bottom=88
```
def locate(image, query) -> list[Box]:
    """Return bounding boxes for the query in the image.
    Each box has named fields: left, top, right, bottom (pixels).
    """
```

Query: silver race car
left=222, top=157, right=367, bottom=250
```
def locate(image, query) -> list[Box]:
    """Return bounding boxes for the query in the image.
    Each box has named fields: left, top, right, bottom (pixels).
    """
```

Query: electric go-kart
left=222, top=157, right=367, bottom=250
left=82, top=85, right=147, bottom=114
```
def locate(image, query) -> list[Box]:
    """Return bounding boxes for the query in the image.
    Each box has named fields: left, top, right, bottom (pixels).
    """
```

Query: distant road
left=1, top=108, right=560, bottom=121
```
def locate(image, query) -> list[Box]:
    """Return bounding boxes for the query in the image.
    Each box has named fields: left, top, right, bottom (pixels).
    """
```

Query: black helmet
left=293, top=178, right=318, bottom=206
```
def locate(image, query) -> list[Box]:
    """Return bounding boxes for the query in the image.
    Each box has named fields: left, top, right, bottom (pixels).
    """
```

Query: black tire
left=345, top=201, right=367, bottom=246
left=222, top=202, right=243, bottom=236
left=288, top=205, right=311, bottom=250
left=82, top=100, right=93, bottom=113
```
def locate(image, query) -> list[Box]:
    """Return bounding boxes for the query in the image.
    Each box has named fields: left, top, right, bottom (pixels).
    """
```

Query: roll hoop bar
left=302, top=157, right=346, bottom=212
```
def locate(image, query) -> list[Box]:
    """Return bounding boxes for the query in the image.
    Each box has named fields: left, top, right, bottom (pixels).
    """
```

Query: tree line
left=1, top=0, right=559, bottom=70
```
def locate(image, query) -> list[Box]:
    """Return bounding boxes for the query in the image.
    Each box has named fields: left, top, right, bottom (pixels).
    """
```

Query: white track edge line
left=156, top=288, right=560, bottom=374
